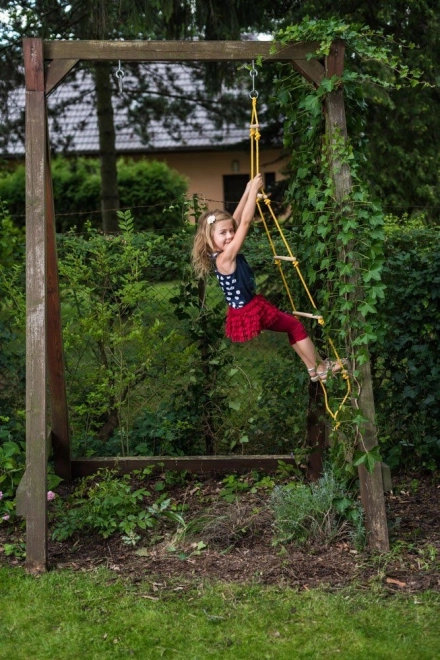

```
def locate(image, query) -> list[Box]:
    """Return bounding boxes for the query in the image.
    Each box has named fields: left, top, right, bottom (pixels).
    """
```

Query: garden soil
left=1, top=471, right=439, bottom=593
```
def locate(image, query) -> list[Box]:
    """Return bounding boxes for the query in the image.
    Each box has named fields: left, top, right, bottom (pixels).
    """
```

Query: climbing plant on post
left=273, top=19, right=425, bottom=551
left=323, top=40, right=388, bottom=552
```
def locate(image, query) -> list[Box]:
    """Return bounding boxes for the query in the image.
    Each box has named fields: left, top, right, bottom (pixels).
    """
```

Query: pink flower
left=0, top=491, right=3, bottom=500
left=2, top=514, right=9, bottom=521
left=47, top=491, right=56, bottom=501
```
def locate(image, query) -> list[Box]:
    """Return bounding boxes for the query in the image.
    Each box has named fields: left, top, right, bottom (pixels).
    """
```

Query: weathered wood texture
left=72, top=455, right=296, bottom=478
left=290, top=58, right=324, bottom=87
left=324, top=42, right=351, bottom=203
left=43, top=40, right=320, bottom=62
left=45, top=113, right=71, bottom=482
left=325, top=39, right=345, bottom=78
left=324, top=41, right=389, bottom=552
left=24, top=38, right=48, bottom=574
left=306, top=383, right=327, bottom=479
left=45, top=58, right=79, bottom=95
left=356, top=360, right=389, bottom=550
left=381, top=463, right=393, bottom=492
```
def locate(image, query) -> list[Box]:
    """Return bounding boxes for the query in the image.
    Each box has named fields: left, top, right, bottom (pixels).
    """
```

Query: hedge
left=0, top=156, right=188, bottom=233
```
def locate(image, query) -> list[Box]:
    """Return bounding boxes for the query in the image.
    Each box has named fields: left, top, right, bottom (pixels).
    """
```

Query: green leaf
left=353, top=451, right=367, bottom=467
left=353, top=447, right=381, bottom=473
left=364, top=452, right=378, bottom=473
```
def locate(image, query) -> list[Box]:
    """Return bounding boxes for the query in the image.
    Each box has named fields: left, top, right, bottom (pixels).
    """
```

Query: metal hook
left=116, top=59, right=124, bottom=93
left=249, top=60, right=258, bottom=99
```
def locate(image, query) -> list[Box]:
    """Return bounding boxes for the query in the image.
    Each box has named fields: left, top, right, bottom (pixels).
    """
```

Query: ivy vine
left=268, top=18, right=426, bottom=472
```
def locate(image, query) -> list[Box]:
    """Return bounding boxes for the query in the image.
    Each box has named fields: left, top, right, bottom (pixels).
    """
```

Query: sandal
left=307, top=367, right=319, bottom=382
left=328, top=358, right=348, bottom=373
left=316, top=367, right=328, bottom=383
left=316, top=359, right=348, bottom=383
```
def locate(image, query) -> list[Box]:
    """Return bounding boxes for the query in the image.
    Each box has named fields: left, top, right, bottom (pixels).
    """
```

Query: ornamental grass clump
left=270, top=469, right=365, bottom=549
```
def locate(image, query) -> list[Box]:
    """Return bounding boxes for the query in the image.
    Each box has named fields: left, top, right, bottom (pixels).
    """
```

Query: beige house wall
left=146, top=147, right=289, bottom=210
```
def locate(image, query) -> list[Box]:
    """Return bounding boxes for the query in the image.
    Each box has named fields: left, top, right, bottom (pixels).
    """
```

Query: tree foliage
left=0, top=1, right=281, bottom=230
left=272, top=1, right=440, bottom=222
left=2, top=2, right=438, bottom=223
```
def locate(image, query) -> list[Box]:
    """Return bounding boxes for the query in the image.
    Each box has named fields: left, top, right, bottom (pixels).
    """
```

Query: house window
left=223, top=172, right=276, bottom=214
left=264, top=172, right=276, bottom=193
left=223, top=174, right=249, bottom=214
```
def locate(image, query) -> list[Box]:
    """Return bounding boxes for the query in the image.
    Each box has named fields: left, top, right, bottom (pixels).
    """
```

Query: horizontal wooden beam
left=72, top=455, right=295, bottom=477
left=43, top=40, right=320, bottom=63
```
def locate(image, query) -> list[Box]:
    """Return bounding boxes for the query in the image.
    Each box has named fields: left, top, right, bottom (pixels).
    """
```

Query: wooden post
left=356, top=359, right=390, bottom=548
left=324, top=41, right=389, bottom=551
left=306, top=382, right=327, bottom=479
left=45, top=108, right=71, bottom=482
left=22, top=37, right=48, bottom=573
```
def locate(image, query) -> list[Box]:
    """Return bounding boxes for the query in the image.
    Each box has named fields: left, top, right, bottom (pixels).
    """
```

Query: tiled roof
left=1, top=62, right=252, bottom=156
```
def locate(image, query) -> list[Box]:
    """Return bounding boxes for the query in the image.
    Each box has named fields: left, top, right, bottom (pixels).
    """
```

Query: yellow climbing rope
left=248, top=77, right=350, bottom=427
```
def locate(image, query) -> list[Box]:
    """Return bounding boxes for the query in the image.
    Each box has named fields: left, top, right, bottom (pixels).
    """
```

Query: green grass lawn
left=1, top=567, right=439, bottom=659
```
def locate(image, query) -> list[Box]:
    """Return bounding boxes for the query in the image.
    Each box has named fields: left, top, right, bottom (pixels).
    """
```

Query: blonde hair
left=191, top=209, right=237, bottom=278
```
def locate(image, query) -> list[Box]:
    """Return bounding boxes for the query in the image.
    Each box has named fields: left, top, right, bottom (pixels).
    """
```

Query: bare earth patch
left=1, top=471, right=439, bottom=593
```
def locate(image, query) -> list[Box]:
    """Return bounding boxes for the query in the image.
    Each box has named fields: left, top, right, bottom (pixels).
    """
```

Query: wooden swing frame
left=17, top=37, right=389, bottom=572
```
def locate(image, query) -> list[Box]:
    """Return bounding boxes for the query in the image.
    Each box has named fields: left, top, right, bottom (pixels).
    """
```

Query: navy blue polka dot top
left=212, top=253, right=256, bottom=309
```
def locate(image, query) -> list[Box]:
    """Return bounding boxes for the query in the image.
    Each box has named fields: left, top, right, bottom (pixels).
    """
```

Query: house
left=1, top=60, right=288, bottom=214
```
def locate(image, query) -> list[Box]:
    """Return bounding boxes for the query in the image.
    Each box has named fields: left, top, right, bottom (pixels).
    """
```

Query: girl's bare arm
left=216, top=173, right=263, bottom=273
left=233, top=179, right=253, bottom=225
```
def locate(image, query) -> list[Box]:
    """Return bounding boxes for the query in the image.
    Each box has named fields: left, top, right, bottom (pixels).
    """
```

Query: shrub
left=0, top=205, right=26, bottom=430
left=0, top=156, right=188, bottom=233
left=143, top=227, right=194, bottom=282
left=0, top=431, right=26, bottom=523
left=371, top=226, right=440, bottom=470
left=50, top=468, right=184, bottom=543
left=56, top=213, right=188, bottom=448
left=0, top=167, right=26, bottom=226
left=117, top=158, right=188, bottom=234
left=0, top=202, right=25, bottom=269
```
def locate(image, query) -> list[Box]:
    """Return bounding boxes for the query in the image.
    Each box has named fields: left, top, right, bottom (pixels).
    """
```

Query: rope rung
left=291, top=311, right=323, bottom=320
left=274, top=255, right=297, bottom=262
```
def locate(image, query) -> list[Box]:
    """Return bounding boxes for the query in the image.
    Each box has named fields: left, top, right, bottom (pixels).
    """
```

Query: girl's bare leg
left=292, top=337, right=344, bottom=378
left=291, top=337, right=323, bottom=371
left=266, top=313, right=344, bottom=377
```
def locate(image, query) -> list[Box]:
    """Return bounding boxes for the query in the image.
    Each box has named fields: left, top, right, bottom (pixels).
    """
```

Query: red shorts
left=225, top=294, right=308, bottom=345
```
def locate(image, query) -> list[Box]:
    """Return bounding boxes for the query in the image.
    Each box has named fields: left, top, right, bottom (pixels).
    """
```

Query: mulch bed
left=1, top=471, right=439, bottom=594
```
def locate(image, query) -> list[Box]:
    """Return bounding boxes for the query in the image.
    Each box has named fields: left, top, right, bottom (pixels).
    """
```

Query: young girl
left=192, top=173, right=342, bottom=383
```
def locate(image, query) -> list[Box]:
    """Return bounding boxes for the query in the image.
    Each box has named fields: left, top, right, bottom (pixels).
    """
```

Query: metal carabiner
left=249, top=60, right=258, bottom=99
left=116, top=60, right=125, bottom=93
